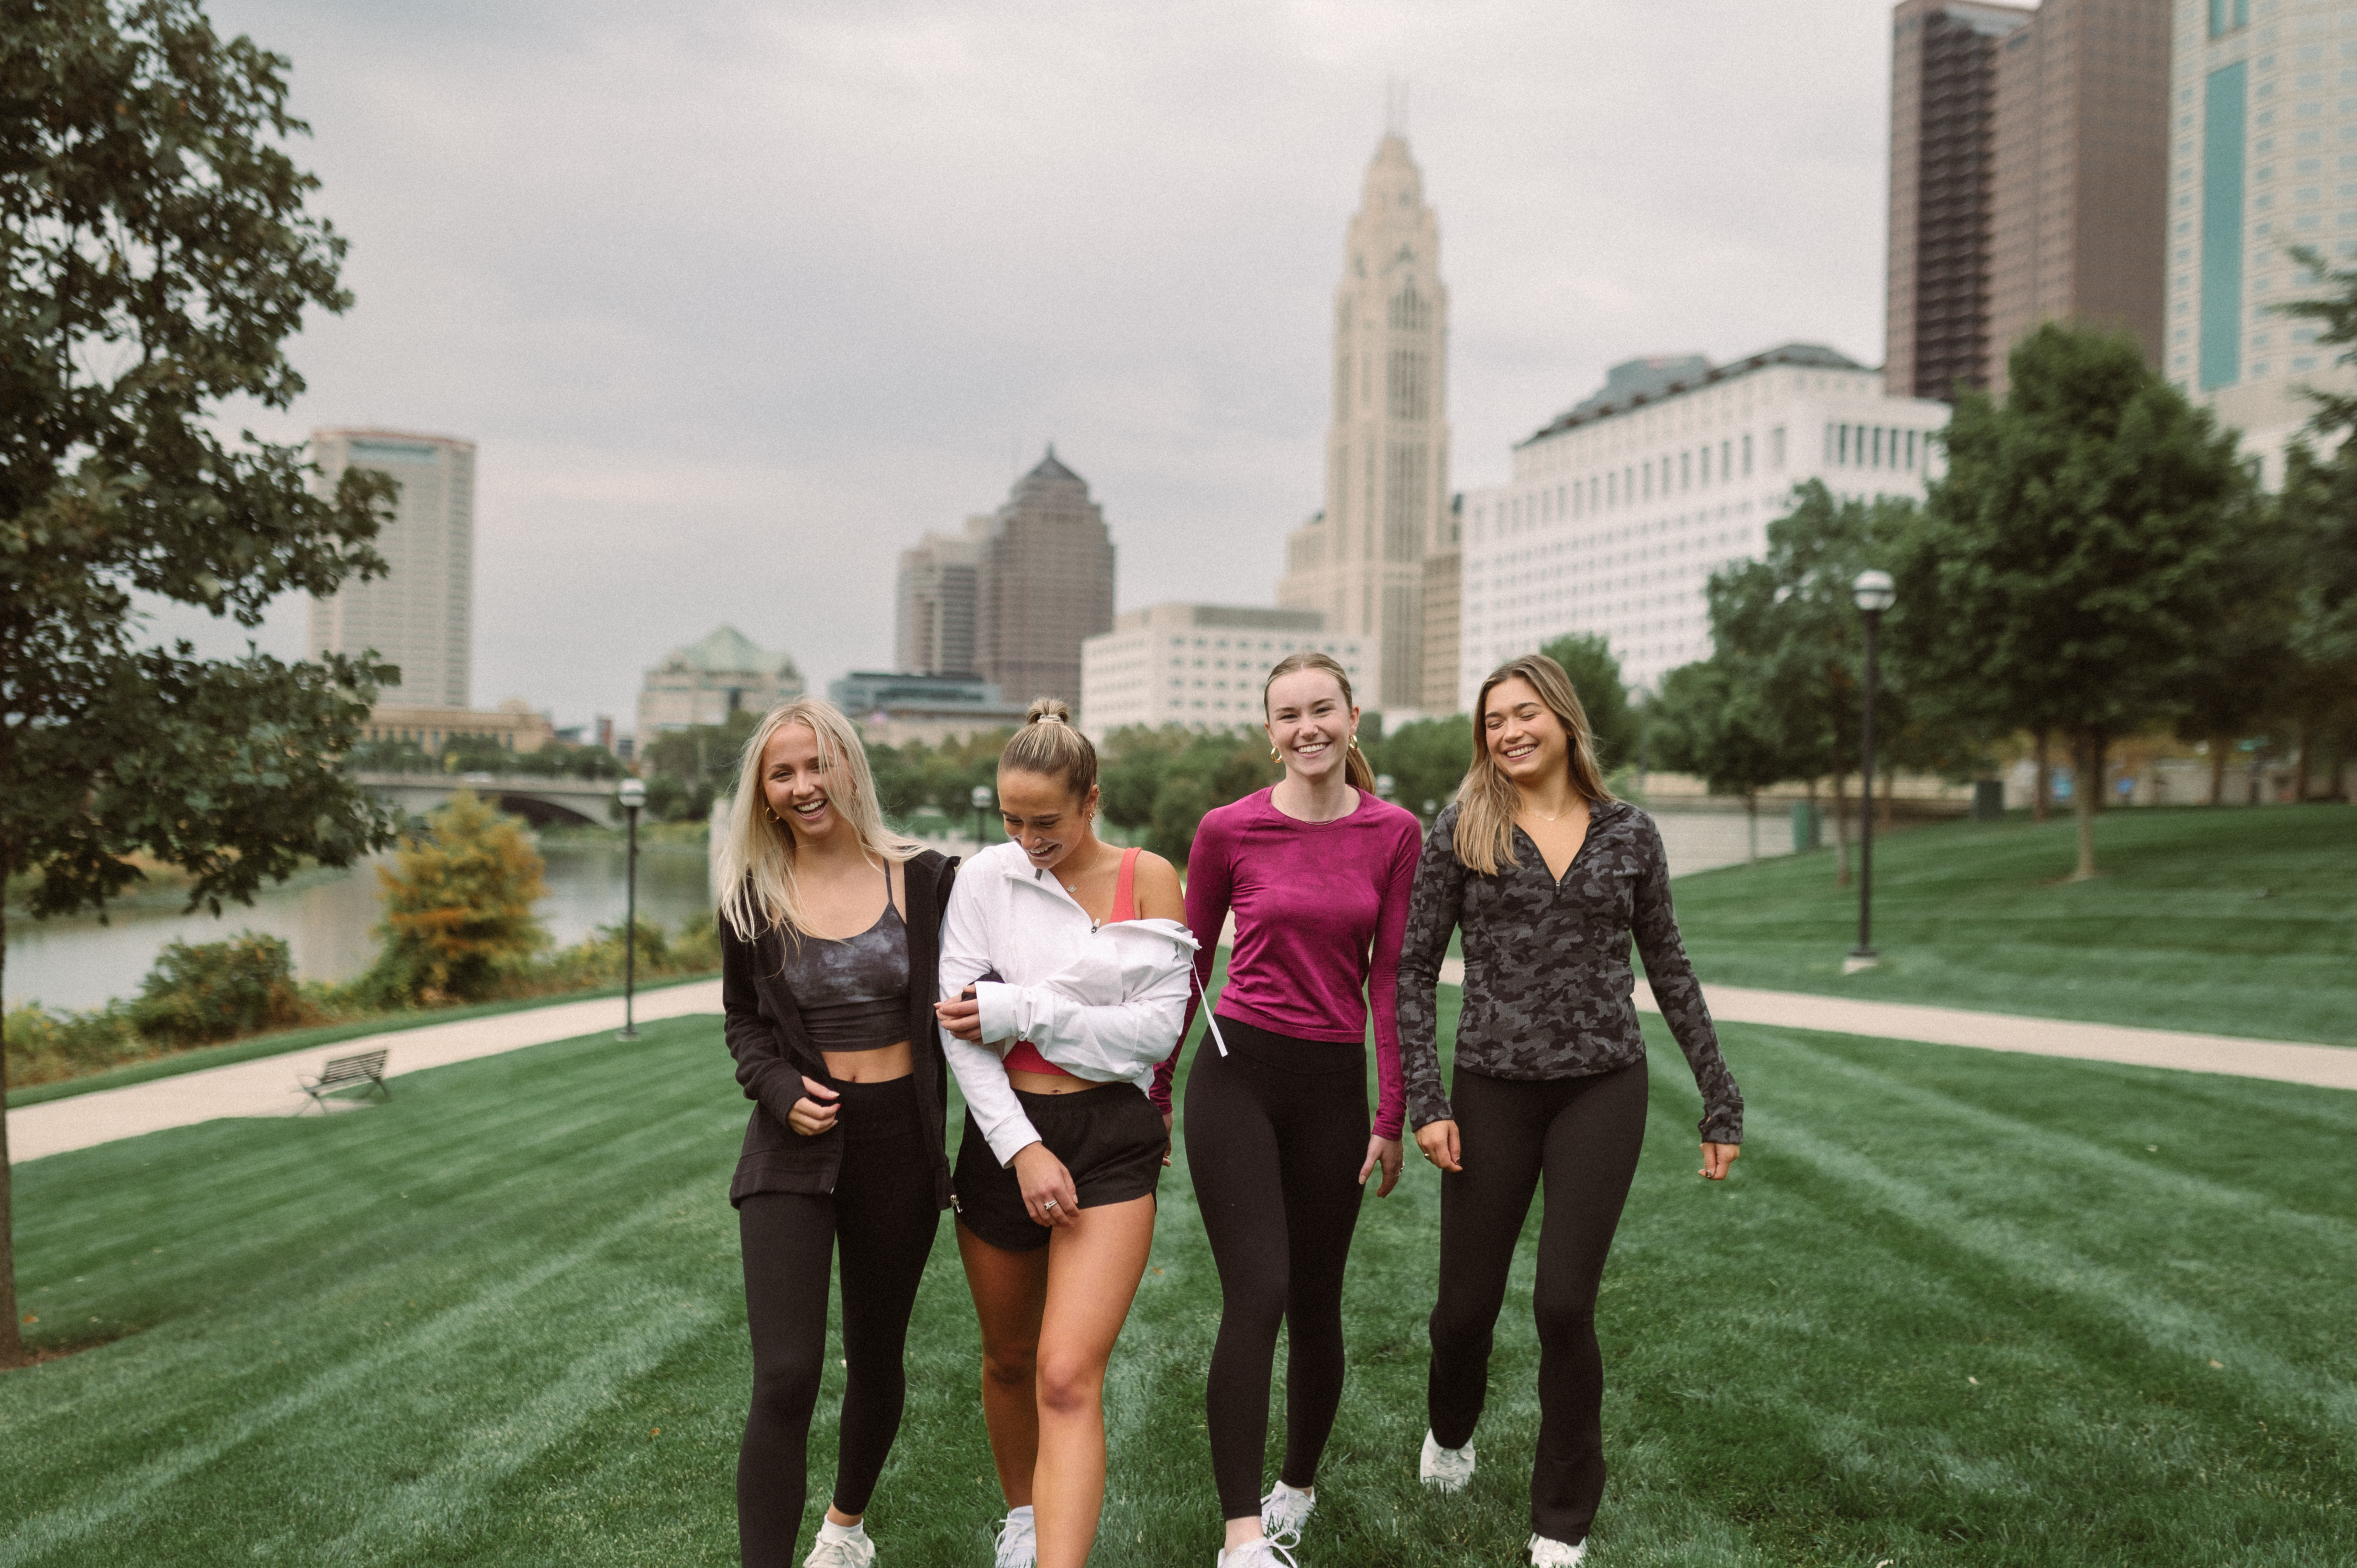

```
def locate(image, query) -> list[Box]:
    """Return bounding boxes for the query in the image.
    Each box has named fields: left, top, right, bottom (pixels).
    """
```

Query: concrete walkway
left=7, top=980, right=723, bottom=1164
left=1433, top=958, right=2357, bottom=1091
left=13, top=967, right=2352, bottom=1167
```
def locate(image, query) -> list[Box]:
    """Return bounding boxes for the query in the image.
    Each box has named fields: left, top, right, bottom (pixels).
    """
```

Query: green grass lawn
left=1664, top=804, right=2357, bottom=1047
left=5, top=977, right=2352, bottom=1566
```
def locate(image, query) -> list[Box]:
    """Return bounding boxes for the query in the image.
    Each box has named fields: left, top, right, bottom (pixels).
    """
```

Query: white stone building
left=1080, top=604, right=1370, bottom=741
left=1456, top=343, right=1951, bottom=709
left=306, top=428, right=474, bottom=706
left=2166, top=0, right=2357, bottom=485
left=1275, top=125, right=1452, bottom=712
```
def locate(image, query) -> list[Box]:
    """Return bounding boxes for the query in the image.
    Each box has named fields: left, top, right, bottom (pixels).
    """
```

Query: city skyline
left=139, top=0, right=1912, bottom=732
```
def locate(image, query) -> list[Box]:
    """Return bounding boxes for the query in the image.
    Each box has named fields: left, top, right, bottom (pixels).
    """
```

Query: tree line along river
left=3, top=808, right=1791, bottom=1015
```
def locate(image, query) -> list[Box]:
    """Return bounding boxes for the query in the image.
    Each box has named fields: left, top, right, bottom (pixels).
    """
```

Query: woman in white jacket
left=934, top=700, right=1194, bottom=1568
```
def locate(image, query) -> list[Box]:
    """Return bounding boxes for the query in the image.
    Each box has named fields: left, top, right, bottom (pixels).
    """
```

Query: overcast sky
left=171, top=0, right=1902, bottom=731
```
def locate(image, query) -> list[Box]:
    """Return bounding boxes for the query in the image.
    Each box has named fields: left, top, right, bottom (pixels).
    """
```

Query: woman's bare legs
left=1032, top=1195, right=1155, bottom=1568
left=958, top=1221, right=1050, bottom=1509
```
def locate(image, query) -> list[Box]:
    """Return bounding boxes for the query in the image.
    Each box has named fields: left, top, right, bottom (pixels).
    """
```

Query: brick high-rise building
left=1985, top=0, right=2172, bottom=398
left=1277, top=122, right=1452, bottom=712
left=972, top=449, right=1117, bottom=711
left=1888, top=2, right=2033, bottom=401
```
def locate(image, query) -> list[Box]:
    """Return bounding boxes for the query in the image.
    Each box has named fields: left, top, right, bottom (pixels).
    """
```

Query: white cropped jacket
left=937, top=840, right=1199, bottom=1165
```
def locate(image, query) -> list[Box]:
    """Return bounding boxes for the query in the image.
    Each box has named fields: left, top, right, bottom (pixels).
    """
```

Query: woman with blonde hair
left=715, top=697, right=961, bottom=1568
left=1396, top=654, right=1743, bottom=1568
left=932, top=699, right=1195, bottom=1568
left=1174, top=650, right=1422, bottom=1567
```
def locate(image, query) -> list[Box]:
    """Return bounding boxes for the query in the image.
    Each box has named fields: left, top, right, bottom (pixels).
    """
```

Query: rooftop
left=1518, top=342, right=1871, bottom=447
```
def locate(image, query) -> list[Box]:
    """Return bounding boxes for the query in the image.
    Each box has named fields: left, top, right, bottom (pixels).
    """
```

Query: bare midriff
left=825, top=1040, right=913, bottom=1083
left=1007, top=1067, right=1096, bottom=1095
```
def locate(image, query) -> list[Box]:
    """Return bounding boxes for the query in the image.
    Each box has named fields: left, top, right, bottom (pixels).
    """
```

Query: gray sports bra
left=779, top=863, right=910, bottom=1052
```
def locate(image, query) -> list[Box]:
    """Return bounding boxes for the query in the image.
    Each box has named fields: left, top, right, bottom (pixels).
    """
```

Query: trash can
left=1790, top=800, right=1821, bottom=852
left=1971, top=779, right=2004, bottom=821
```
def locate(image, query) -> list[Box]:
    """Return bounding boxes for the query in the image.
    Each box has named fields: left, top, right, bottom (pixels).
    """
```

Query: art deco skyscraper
left=1277, top=123, right=1451, bottom=711
left=305, top=428, right=474, bottom=706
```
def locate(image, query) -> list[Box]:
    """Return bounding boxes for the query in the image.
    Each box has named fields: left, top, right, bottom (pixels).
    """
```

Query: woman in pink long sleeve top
left=1173, top=651, right=1424, bottom=1568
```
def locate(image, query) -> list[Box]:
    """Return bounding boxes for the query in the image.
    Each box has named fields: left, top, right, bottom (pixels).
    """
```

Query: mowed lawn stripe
left=6, top=1002, right=2355, bottom=1564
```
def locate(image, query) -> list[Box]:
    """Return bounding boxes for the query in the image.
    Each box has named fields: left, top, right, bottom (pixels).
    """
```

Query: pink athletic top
left=1002, top=847, right=1140, bottom=1079
left=1165, top=788, right=1422, bottom=1140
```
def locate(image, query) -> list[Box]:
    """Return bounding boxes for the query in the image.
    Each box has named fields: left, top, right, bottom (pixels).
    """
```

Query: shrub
left=129, top=932, right=310, bottom=1047
left=3, top=1001, right=141, bottom=1087
left=365, top=789, right=548, bottom=1005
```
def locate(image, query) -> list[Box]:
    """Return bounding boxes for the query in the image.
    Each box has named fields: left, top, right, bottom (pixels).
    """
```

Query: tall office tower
left=1888, top=2, right=2034, bottom=400
left=895, top=525, right=986, bottom=676
left=1985, top=0, right=2172, bottom=397
left=974, top=448, right=1117, bottom=711
left=1277, top=121, right=1452, bottom=712
left=305, top=429, right=475, bottom=706
left=2168, top=0, right=2357, bottom=484
left=1419, top=495, right=1463, bottom=712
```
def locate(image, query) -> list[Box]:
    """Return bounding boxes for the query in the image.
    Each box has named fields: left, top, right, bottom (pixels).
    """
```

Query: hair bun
left=1023, top=697, right=1072, bottom=726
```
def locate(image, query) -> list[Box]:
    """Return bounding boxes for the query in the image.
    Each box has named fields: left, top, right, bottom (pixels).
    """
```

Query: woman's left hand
left=934, top=995, right=984, bottom=1042
left=1358, top=1135, right=1404, bottom=1198
left=1700, top=1142, right=1740, bottom=1180
left=1161, top=1110, right=1175, bottom=1167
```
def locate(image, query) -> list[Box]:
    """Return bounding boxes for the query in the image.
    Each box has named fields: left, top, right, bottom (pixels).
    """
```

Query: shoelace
left=994, top=1516, right=1036, bottom=1568
left=1222, top=1538, right=1298, bottom=1568
left=1259, top=1488, right=1312, bottom=1550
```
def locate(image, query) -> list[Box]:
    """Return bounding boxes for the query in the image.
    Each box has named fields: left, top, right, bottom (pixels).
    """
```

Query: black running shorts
left=952, top=1081, right=1164, bottom=1253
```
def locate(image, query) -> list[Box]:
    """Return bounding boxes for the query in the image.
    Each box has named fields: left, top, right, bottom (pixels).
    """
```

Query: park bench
left=298, top=1048, right=391, bottom=1111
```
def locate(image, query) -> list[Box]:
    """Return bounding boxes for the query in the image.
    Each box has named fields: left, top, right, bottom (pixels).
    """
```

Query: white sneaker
left=1259, top=1481, right=1315, bottom=1548
left=1527, top=1534, right=1585, bottom=1567
left=1215, top=1538, right=1298, bottom=1568
left=993, top=1507, right=1036, bottom=1568
left=803, top=1527, right=875, bottom=1568
left=1419, top=1429, right=1475, bottom=1491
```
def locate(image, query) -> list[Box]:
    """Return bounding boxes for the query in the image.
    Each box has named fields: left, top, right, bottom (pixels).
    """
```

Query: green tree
left=1896, top=324, right=2250, bottom=878
left=1365, top=712, right=1473, bottom=822
left=0, top=0, right=398, bottom=1365
left=1536, top=633, right=1638, bottom=771
left=364, top=790, right=548, bottom=1005
left=1704, top=482, right=1919, bottom=885
left=2272, top=250, right=2357, bottom=801
left=1647, top=659, right=1796, bottom=862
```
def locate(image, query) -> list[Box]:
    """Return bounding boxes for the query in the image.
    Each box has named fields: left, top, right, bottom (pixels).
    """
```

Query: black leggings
left=1183, top=1017, right=1371, bottom=1521
left=736, top=1077, right=940, bottom=1568
left=1427, top=1061, right=1648, bottom=1547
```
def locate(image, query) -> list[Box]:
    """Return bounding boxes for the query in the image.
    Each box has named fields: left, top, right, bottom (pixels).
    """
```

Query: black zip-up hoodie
left=719, top=848, right=959, bottom=1208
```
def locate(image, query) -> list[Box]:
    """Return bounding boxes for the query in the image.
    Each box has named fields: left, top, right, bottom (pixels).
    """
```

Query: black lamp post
left=970, top=783, right=994, bottom=850
left=616, top=776, right=646, bottom=1039
left=1849, top=569, right=1895, bottom=971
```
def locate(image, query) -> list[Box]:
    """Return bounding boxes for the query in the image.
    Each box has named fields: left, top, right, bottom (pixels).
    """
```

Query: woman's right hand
left=786, top=1079, right=840, bottom=1136
left=1011, top=1141, right=1080, bottom=1228
left=1415, top=1118, right=1462, bottom=1173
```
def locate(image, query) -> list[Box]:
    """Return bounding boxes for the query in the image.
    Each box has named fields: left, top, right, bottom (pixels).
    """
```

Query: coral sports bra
left=1001, top=847, right=1139, bottom=1079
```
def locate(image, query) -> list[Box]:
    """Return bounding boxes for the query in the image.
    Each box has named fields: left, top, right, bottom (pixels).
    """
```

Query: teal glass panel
left=2235, top=0, right=2249, bottom=27
left=2202, top=63, right=2248, bottom=391
left=2210, top=0, right=2225, bottom=38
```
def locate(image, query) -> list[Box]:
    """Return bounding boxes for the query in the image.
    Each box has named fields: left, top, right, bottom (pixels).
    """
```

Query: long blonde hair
left=1261, top=651, right=1376, bottom=793
left=1452, top=654, right=1616, bottom=875
left=715, top=697, right=918, bottom=941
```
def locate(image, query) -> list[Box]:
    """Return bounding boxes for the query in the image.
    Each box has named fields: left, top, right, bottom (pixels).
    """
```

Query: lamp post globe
left=616, top=777, right=647, bottom=1039
left=970, top=783, right=994, bottom=848
left=1374, top=773, right=1396, bottom=801
left=1848, top=570, right=1895, bottom=971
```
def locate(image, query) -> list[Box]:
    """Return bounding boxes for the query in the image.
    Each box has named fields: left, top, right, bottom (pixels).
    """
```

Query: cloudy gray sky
left=179, top=0, right=1901, bottom=731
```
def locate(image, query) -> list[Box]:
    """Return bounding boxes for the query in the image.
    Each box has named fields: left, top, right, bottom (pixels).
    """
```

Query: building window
left=1681, top=451, right=1692, bottom=489
left=1743, top=434, right=1754, bottom=476
left=1771, top=427, right=1785, bottom=469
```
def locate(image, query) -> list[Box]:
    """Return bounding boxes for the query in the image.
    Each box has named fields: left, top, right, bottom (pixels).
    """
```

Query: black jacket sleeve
left=720, top=919, right=811, bottom=1128
left=1628, top=814, right=1744, bottom=1144
left=1397, top=807, right=1468, bottom=1131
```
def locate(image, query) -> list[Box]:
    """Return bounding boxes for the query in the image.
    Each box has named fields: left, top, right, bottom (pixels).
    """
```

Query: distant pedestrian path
left=14, top=967, right=2351, bottom=1166
left=7, top=981, right=724, bottom=1164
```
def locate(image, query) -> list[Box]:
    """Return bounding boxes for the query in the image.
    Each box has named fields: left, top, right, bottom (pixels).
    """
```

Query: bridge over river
left=352, top=771, right=620, bottom=829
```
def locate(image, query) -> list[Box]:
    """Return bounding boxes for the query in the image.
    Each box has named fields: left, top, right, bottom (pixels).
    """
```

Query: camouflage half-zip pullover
left=1397, top=798, right=1744, bottom=1144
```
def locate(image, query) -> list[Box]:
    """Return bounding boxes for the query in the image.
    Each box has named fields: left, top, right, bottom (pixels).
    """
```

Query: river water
left=3, top=806, right=1793, bottom=1014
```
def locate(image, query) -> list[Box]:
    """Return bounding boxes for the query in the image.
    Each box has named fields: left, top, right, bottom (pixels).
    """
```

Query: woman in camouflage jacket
left=1396, top=653, right=1743, bottom=1568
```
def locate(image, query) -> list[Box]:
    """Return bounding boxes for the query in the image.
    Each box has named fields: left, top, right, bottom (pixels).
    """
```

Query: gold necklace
left=1524, top=801, right=1580, bottom=823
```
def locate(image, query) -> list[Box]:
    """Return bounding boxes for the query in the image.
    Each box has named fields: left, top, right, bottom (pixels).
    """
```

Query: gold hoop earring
left=1270, top=746, right=1281, bottom=761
